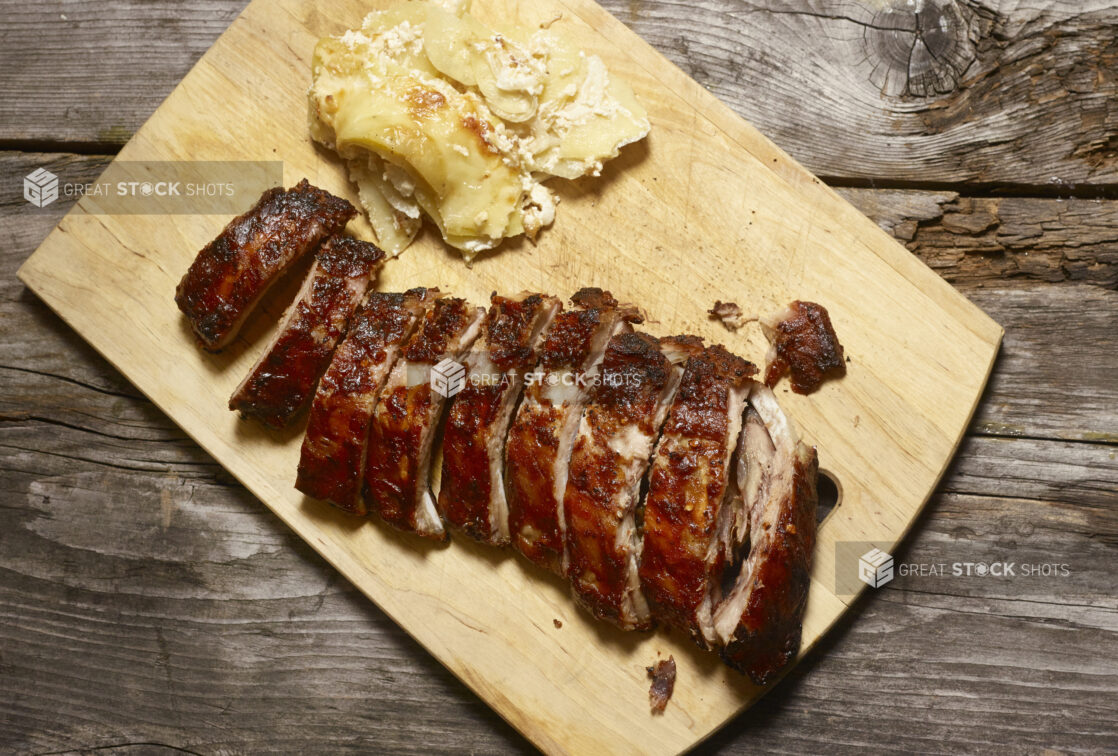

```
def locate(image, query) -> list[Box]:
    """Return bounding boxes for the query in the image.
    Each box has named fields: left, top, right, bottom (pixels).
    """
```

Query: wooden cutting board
left=18, top=0, right=1002, bottom=751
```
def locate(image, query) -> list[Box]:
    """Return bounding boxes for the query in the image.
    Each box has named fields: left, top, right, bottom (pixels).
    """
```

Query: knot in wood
left=862, top=0, right=977, bottom=98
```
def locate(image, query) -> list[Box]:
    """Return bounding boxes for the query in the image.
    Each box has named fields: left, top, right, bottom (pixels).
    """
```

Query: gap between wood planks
left=823, top=176, right=1118, bottom=202
left=0, top=139, right=126, bottom=156
left=6, top=139, right=1117, bottom=200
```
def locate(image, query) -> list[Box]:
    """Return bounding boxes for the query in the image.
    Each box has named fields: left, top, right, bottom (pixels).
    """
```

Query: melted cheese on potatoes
left=309, top=0, right=650, bottom=260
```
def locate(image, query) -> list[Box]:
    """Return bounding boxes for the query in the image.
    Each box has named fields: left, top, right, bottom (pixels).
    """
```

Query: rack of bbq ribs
left=176, top=180, right=819, bottom=687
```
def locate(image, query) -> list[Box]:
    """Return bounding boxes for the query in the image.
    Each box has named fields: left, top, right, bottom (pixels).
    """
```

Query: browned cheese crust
left=175, top=179, right=355, bottom=351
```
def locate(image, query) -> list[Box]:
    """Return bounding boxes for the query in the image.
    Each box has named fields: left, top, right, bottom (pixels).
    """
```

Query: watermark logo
left=418, top=351, right=645, bottom=399
left=24, top=168, right=59, bottom=207
left=858, top=548, right=894, bottom=588
left=413, top=354, right=692, bottom=399
left=19, top=161, right=282, bottom=214
left=430, top=358, right=466, bottom=398
left=835, top=539, right=1072, bottom=596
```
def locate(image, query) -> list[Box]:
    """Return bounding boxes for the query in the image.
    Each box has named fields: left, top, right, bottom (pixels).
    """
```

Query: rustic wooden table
left=2, top=0, right=1116, bottom=753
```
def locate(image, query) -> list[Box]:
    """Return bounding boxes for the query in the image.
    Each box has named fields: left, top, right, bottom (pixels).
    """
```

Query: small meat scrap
left=708, top=300, right=752, bottom=331
left=761, top=300, right=845, bottom=394
left=647, top=656, right=677, bottom=715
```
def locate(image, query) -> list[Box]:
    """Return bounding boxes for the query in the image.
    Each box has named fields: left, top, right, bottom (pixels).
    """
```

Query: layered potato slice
left=344, top=154, right=423, bottom=257
left=309, top=0, right=650, bottom=260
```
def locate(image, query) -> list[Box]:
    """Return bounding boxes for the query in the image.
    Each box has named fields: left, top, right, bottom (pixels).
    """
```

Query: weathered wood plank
left=966, top=285, right=1118, bottom=442
left=836, top=186, right=1118, bottom=441
left=944, top=434, right=1118, bottom=509
left=3, top=419, right=1114, bottom=753
left=602, top=0, right=1118, bottom=186
left=2, top=0, right=1117, bottom=186
left=0, top=461, right=529, bottom=755
left=0, top=0, right=247, bottom=150
left=838, top=188, right=1118, bottom=290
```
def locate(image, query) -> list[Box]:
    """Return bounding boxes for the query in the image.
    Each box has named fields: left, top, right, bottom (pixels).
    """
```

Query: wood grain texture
left=4, top=425, right=1115, bottom=755
left=961, top=286, right=1117, bottom=443
left=14, top=0, right=1008, bottom=747
left=0, top=0, right=248, bottom=150
left=4, top=152, right=1116, bottom=752
left=3, top=0, right=1117, bottom=188
left=6, top=418, right=1114, bottom=755
left=602, top=0, right=1118, bottom=187
left=839, top=188, right=1118, bottom=290
left=4, top=0, right=1117, bottom=749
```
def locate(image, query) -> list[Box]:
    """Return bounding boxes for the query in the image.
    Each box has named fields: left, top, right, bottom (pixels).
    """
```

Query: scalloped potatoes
left=308, top=0, right=650, bottom=260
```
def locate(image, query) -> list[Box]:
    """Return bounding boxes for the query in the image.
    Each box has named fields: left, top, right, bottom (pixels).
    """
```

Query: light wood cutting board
left=18, top=0, right=1002, bottom=751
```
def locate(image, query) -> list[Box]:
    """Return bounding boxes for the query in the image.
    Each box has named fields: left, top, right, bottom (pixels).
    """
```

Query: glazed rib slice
left=712, top=383, right=818, bottom=685
left=364, top=297, right=485, bottom=539
left=735, top=406, right=772, bottom=548
left=438, top=292, right=561, bottom=544
left=176, top=179, right=355, bottom=351
left=505, top=289, right=638, bottom=573
left=563, top=333, right=700, bottom=630
left=229, top=236, right=385, bottom=429
left=639, top=345, right=756, bottom=647
left=295, top=288, right=438, bottom=514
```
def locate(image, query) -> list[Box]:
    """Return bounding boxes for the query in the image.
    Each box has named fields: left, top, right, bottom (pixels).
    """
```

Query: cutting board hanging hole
left=816, top=469, right=842, bottom=525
